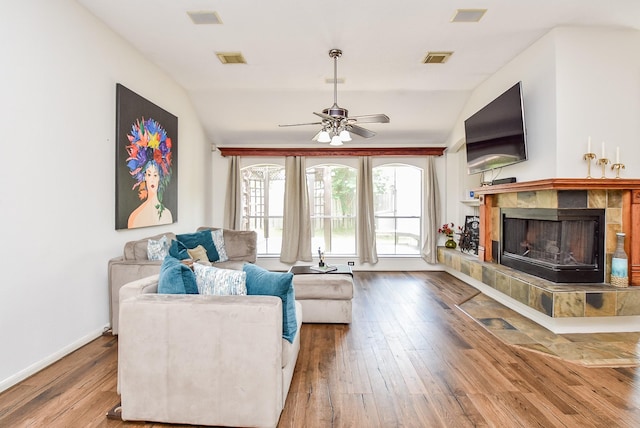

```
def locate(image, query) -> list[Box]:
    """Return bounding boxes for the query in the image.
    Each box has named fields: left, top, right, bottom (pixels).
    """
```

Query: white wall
left=444, top=26, right=640, bottom=227
left=554, top=27, right=640, bottom=177
left=446, top=29, right=559, bottom=185
left=0, top=1, right=210, bottom=391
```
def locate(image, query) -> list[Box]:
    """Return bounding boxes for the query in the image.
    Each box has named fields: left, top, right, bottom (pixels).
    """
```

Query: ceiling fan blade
left=351, top=114, right=390, bottom=124
left=278, top=121, right=323, bottom=127
left=313, top=111, right=334, bottom=121
left=348, top=124, right=376, bottom=138
left=311, top=130, right=322, bottom=141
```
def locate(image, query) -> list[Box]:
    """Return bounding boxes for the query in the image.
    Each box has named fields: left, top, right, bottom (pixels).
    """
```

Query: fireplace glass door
left=500, top=208, right=604, bottom=283
left=503, top=218, right=596, bottom=267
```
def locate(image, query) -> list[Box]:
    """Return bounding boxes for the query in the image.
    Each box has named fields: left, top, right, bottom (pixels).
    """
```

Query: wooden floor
left=2, top=271, right=640, bottom=427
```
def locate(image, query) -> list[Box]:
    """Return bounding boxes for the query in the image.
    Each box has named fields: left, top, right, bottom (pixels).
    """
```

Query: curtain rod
left=217, top=147, right=446, bottom=157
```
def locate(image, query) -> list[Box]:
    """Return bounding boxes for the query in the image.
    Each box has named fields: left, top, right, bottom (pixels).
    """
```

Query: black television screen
left=464, top=82, right=527, bottom=175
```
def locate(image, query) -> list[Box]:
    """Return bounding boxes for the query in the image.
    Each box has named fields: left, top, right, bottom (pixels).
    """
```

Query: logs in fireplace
left=500, top=208, right=605, bottom=283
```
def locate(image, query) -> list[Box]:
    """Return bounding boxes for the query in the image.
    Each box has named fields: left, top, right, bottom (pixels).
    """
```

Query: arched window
left=373, top=164, right=423, bottom=255
left=306, top=164, right=357, bottom=255
left=241, top=164, right=285, bottom=255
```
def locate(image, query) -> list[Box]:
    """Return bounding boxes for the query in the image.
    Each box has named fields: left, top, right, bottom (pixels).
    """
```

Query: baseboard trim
left=0, top=323, right=110, bottom=393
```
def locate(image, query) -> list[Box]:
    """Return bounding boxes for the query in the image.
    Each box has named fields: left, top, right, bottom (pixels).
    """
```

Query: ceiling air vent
left=216, top=52, right=247, bottom=64
left=423, top=51, right=453, bottom=64
left=187, top=11, right=223, bottom=25
left=451, top=9, right=487, bottom=23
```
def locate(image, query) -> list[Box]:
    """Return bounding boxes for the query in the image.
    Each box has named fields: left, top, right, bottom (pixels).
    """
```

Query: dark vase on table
left=445, top=235, right=457, bottom=249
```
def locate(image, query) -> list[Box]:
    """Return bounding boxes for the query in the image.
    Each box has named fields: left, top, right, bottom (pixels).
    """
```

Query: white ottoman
left=290, top=265, right=354, bottom=324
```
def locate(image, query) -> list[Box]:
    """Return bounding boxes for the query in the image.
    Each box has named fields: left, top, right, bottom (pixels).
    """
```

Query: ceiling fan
left=279, top=48, right=390, bottom=145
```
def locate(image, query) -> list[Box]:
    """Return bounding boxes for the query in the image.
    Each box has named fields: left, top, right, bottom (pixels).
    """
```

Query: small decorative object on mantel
left=596, top=141, right=610, bottom=178
left=438, top=222, right=460, bottom=249
left=583, top=136, right=596, bottom=179
left=611, top=232, right=629, bottom=287
left=317, top=247, right=325, bottom=267
left=611, top=146, right=625, bottom=178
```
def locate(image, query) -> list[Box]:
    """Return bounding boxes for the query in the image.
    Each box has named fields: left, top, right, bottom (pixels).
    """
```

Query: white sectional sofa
left=108, top=227, right=257, bottom=334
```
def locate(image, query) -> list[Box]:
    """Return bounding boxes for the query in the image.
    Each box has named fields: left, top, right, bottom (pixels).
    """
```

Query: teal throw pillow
left=176, top=230, right=220, bottom=262
left=168, top=239, right=189, bottom=260
left=158, top=256, right=198, bottom=294
left=243, top=263, right=297, bottom=343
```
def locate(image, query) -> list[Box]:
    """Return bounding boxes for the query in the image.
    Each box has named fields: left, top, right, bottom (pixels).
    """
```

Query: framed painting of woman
left=115, top=84, right=178, bottom=230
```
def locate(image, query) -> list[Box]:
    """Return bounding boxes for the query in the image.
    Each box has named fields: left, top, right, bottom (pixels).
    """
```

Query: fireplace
left=499, top=208, right=605, bottom=283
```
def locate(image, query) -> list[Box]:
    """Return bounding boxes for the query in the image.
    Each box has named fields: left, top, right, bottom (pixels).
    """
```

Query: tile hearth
left=458, top=292, right=640, bottom=367
left=438, top=247, right=640, bottom=319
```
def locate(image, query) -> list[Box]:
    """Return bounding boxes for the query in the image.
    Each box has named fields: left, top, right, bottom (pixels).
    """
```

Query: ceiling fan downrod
left=329, top=49, right=341, bottom=108
left=325, top=49, right=347, bottom=119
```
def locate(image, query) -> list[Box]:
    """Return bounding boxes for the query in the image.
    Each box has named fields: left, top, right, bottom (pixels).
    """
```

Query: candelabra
left=583, top=152, right=596, bottom=178
left=596, top=157, right=610, bottom=178
left=611, top=162, right=625, bottom=179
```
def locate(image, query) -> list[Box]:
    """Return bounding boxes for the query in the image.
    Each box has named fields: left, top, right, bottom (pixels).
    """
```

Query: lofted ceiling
left=77, top=0, right=640, bottom=148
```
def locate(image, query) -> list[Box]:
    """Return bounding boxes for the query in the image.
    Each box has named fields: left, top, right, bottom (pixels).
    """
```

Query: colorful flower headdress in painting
left=126, top=117, right=172, bottom=203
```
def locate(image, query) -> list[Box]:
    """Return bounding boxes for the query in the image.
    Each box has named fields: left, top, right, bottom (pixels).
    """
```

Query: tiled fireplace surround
left=439, top=179, right=640, bottom=333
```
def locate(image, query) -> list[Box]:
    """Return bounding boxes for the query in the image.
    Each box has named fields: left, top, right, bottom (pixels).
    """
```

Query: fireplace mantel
left=474, top=178, right=640, bottom=195
left=473, top=178, right=640, bottom=286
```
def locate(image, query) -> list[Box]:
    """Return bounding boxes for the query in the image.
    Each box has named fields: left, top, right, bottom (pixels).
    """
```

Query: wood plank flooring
left=2, top=271, right=640, bottom=427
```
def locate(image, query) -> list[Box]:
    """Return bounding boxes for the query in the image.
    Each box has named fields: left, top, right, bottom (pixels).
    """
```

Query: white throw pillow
left=147, top=235, right=169, bottom=261
left=211, top=229, right=229, bottom=262
left=193, top=263, right=246, bottom=296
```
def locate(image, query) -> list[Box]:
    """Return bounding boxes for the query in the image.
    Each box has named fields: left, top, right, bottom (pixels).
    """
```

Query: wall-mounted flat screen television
left=464, top=82, right=527, bottom=175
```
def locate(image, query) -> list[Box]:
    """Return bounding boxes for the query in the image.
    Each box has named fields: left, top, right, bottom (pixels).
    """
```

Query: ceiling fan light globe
left=330, top=135, right=343, bottom=146
left=317, top=131, right=331, bottom=143
left=338, top=130, right=352, bottom=142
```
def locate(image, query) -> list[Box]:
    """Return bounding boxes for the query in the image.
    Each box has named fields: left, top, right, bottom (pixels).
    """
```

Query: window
left=373, top=164, right=422, bottom=255
left=241, top=164, right=285, bottom=255
left=306, top=165, right=356, bottom=255
left=240, top=161, right=424, bottom=258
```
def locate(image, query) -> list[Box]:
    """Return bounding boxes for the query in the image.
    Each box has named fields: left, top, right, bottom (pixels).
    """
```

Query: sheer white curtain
left=280, top=156, right=312, bottom=263
left=223, top=155, right=242, bottom=230
left=421, top=156, right=440, bottom=263
left=357, top=156, right=378, bottom=264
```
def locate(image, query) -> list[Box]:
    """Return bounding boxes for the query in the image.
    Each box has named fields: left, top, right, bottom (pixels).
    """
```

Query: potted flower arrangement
left=438, top=222, right=460, bottom=249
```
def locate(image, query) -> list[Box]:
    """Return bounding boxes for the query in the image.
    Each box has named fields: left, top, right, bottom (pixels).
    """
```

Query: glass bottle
left=610, top=232, right=628, bottom=287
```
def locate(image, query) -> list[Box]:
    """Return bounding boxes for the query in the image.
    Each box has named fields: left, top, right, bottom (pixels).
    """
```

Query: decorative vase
left=445, top=235, right=457, bottom=249
left=611, top=232, right=628, bottom=287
